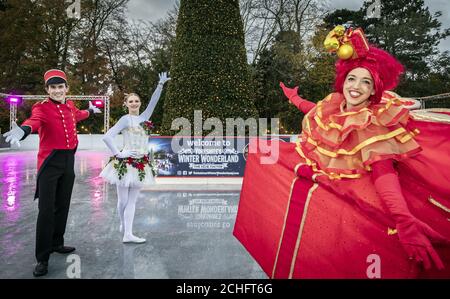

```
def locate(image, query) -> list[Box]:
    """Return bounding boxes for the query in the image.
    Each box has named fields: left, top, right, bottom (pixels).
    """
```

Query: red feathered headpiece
left=325, top=26, right=404, bottom=104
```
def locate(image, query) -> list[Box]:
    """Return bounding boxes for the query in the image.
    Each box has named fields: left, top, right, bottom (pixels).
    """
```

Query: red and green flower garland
left=109, top=154, right=158, bottom=181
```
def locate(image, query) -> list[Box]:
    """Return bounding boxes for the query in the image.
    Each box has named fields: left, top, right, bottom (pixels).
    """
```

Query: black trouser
left=35, top=150, right=75, bottom=262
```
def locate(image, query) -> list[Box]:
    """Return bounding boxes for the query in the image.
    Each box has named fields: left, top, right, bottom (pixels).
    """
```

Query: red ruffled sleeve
left=296, top=92, right=422, bottom=179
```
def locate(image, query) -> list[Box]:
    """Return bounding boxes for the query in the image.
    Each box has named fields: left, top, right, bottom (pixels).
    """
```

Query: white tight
left=116, top=185, right=141, bottom=238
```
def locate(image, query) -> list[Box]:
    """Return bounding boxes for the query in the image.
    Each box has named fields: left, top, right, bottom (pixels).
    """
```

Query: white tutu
left=100, top=160, right=155, bottom=187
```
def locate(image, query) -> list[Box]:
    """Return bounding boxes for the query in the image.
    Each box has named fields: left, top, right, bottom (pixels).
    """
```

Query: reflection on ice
left=1, top=155, right=23, bottom=221
left=0, top=150, right=265, bottom=279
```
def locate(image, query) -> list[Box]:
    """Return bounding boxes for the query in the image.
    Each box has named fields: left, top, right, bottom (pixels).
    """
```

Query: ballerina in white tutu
left=100, top=72, right=170, bottom=243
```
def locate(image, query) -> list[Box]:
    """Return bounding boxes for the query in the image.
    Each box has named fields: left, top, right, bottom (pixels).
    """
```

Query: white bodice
left=121, top=115, right=148, bottom=156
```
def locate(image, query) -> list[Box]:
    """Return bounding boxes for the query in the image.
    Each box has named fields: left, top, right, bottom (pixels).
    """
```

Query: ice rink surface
left=0, top=150, right=265, bottom=279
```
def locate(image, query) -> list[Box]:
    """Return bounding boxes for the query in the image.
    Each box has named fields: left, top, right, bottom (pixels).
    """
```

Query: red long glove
left=280, top=82, right=316, bottom=114
left=295, top=164, right=315, bottom=180
left=372, top=159, right=449, bottom=270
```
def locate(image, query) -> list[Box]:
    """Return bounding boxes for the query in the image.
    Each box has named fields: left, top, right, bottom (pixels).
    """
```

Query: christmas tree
left=162, top=0, right=258, bottom=135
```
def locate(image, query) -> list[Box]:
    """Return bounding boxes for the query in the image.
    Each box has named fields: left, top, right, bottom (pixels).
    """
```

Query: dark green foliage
left=162, top=0, right=258, bottom=135
left=324, top=1, right=450, bottom=99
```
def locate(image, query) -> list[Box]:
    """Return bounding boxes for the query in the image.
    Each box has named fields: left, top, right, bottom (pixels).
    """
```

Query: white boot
left=123, top=235, right=146, bottom=243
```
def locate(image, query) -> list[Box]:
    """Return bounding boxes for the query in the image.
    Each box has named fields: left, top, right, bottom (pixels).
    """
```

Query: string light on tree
left=162, top=0, right=258, bottom=136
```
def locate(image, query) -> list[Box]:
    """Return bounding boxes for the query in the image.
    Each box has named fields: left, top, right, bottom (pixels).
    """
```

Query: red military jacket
left=21, top=98, right=90, bottom=172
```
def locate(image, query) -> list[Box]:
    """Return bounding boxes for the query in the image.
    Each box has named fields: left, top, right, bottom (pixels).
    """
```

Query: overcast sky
left=126, top=0, right=450, bottom=52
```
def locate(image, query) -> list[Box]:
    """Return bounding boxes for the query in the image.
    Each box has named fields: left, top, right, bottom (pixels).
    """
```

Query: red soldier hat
left=44, top=69, right=67, bottom=86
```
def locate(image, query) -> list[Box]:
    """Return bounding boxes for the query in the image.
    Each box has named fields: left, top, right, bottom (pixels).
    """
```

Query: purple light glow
left=5, top=96, right=21, bottom=104
left=93, top=99, right=104, bottom=108
left=1, top=155, right=24, bottom=223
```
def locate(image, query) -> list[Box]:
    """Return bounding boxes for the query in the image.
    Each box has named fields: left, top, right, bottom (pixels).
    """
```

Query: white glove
left=403, top=99, right=422, bottom=110
left=158, top=72, right=171, bottom=85
left=89, top=101, right=102, bottom=113
left=2, top=121, right=24, bottom=147
left=116, top=150, right=139, bottom=159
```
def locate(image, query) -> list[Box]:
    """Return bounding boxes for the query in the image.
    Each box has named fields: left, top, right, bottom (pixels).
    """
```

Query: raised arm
left=280, top=82, right=316, bottom=114
left=139, top=72, right=171, bottom=121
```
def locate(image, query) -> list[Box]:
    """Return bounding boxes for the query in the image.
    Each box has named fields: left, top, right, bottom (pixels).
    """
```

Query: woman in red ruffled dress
left=234, top=26, right=450, bottom=278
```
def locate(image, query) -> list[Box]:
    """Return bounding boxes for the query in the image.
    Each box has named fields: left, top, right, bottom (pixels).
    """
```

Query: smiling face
left=46, top=83, right=69, bottom=103
left=343, top=67, right=375, bottom=109
left=125, top=94, right=141, bottom=115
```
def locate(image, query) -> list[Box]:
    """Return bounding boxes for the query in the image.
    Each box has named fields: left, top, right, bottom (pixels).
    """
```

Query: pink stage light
left=5, top=96, right=22, bottom=105
left=93, top=99, right=104, bottom=108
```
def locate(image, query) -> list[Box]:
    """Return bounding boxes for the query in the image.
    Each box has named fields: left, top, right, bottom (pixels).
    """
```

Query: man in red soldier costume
left=3, top=69, right=101, bottom=277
